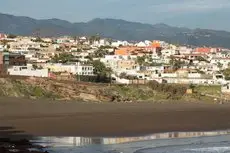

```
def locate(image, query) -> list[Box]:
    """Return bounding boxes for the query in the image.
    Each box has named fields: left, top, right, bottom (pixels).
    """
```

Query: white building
left=161, top=49, right=177, bottom=57
left=136, top=41, right=147, bottom=47
left=7, top=66, right=49, bottom=77
left=75, top=63, right=94, bottom=75
left=178, top=46, right=192, bottom=54
left=111, top=41, right=129, bottom=47
left=8, top=39, right=41, bottom=52
left=210, top=58, right=230, bottom=69
left=0, top=45, right=4, bottom=51
left=92, top=39, right=110, bottom=47
left=44, top=63, right=94, bottom=76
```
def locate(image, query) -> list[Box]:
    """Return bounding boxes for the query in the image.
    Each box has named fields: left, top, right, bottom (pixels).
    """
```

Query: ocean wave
left=185, top=147, right=230, bottom=152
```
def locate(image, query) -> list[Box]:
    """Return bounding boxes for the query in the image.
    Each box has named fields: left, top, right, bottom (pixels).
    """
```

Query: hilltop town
left=1, top=33, right=230, bottom=102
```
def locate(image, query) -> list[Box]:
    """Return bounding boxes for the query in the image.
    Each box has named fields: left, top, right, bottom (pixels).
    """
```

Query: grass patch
left=194, top=85, right=221, bottom=96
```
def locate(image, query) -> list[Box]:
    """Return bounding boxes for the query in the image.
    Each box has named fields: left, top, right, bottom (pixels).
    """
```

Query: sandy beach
left=1, top=97, right=230, bottom=137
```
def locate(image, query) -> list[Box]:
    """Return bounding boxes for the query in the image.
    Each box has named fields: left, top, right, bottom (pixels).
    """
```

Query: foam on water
left=32, top=131, right=230, bottom=153
left=185, top=147, right=230, bottom=152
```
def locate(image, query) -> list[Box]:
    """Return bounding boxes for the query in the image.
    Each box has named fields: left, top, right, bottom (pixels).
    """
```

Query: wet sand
left=1, top=97, right=230, bottom=137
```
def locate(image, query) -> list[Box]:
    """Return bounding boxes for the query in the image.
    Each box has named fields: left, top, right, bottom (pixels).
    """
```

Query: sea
left=32, top=130, right=230, bottom=153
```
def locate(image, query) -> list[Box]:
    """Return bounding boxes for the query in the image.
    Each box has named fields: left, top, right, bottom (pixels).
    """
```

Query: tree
left=1, top=40, right=8, bottom=46
left=223, top=68, right=230, bottom=80
left=89, top=35, right=100, bottom=44
left=147, top=55, right=153, bottom=63
left=119, top=72, right=127, bottom=79
left=94, top=48, right=108, bottom=58
left=51, top=53, right=74, bottom=63
left=7, top=34, right=17, bottom=39
left=92, top=60, right=112, bottom=77
left=73, top=36, right=78, bottom=42
left=196, top=56, right=206, bottom=61
left=33, top=37, right=43, bottom=42
left=169, top=56, right=184, bottom=70
left=136, top=56, right=146, bottom=66
left=217, top=62, right=223, bottom=69
left=32, top=64, right=38, bottom=69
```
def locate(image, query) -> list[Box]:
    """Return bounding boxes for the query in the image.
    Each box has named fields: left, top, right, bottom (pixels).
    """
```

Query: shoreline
left=1, top=97, right=230, bottom=137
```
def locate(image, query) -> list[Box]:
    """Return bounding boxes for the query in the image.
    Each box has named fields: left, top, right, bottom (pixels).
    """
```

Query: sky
left=1, top=0, right=230, bottom=31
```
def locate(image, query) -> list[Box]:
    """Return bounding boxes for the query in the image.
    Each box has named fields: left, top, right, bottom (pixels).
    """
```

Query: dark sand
left=1, top=97, right=230, bottom=137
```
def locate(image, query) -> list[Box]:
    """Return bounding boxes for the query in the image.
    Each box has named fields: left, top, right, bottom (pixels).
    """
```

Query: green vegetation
left=51, top=53, right=74, bottom=63
left=223, top=68, right=230, bottom=80
left=119, top=72, right=138, bottom=80
left=148, top=81, right=187, bottom=100
left=0, top=77, right=223, bottom=103
left=89, top=35, right=100, bottom=43
left=94, top=48, right=109, bottom=58
left=0, top=79, right=59, bottom=99
left=169, top=57, right=185, bottom=70
left=7, top=34, right=17, bottom=39
left=217, top=62, right=223, bottom=69
left=76, top=75, right=111, bottom=83
left=195, top=56, right=209, bottom=63
left=92, top=60, right=112, bottom=77
left=136, top=56, right=146, bottom=66
left=194, top=85, right=221, bottom=97
left=107, top=85, right=157, bottom=101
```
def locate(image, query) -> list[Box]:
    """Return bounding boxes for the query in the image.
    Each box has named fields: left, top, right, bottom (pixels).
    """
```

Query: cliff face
left=1, top=77, right=209, bottom=103
left=0, top=77, right=112, bottom=102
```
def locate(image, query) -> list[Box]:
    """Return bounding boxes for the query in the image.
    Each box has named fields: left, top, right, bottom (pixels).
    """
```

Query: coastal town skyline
left=2, top=1, right=230, bottom=153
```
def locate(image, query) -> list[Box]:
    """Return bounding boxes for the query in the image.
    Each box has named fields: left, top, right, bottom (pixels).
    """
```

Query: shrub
left=148, top=81, right=187, bottom=99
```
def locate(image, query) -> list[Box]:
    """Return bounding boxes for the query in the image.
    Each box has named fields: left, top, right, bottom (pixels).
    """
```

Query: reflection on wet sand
left=37, top=130, right=230, bottom=147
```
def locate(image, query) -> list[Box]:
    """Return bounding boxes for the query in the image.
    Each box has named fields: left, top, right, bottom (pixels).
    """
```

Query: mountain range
left=1, top=13, right=230, bottom=48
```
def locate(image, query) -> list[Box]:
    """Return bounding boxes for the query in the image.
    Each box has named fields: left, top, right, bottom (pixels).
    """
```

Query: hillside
left=1, top=13, right=230, bottom=47
left=0, top=77, right=220, bottom=103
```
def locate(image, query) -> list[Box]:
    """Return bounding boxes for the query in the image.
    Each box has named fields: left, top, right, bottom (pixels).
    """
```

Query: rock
left=79, top=93, right=99, bottom=102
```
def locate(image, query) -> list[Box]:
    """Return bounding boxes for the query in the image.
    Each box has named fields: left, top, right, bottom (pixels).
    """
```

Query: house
left=210, top=58, right=230, bottom=69
left=117, top=60, right=137, bottom=71
left=161, top=49, right=177, bottom=57
left=111, top=41, right=129, bottom=47
left=8, top=39, right=41, bottom=52
left=136, top=41, right=147, bottom=47
left=0, top=45, right=4, bottom=51
left=0, top=52, right=27, bottom=73
left=42, top=38, right=52, bottom=43
left=75, top=63, right=94, bottom=76
left=194, top=47, right=211, bottom=54
left=44, top=63, right=94, bottom=76
left=178, top=46, right=192, bottom=54
left=115, top=48, right=130, bottom=56
left=92, top=39, right=110, bottom=47
left=7, top=65, right=49, bottom=77
left=8, top=53, right=27, bottom=66
left=0, top=33, right=7, bottom=40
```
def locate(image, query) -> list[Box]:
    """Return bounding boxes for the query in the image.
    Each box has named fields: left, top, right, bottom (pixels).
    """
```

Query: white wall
left=44, top=63, right=94, bottom=75
left=0, top=45, right=4, bottom=51
left=161, top=73, right=177, bottom=78
left=163, top=78, right=221, bottom=85
left=8, top=66, right=49, bottom=77
left=188, top=73, right=202, bottom=78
